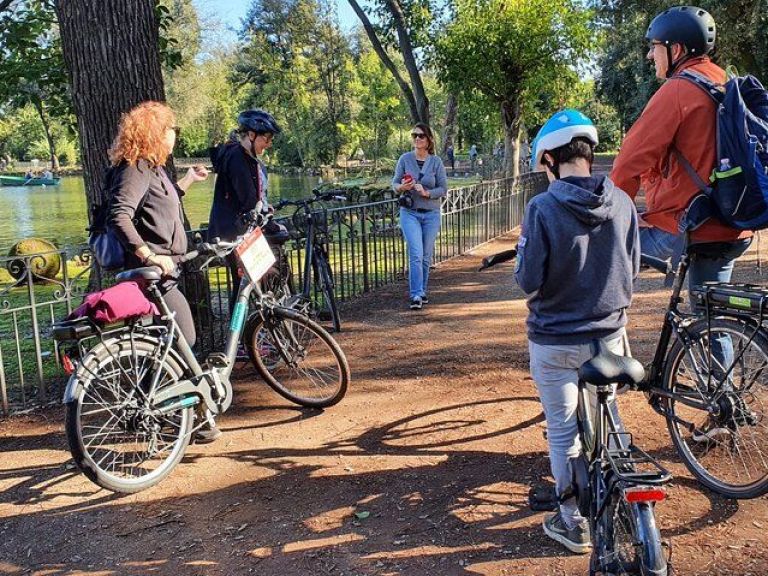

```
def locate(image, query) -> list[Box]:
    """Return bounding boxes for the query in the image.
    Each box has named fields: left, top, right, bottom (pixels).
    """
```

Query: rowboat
left=0, top=175, right=61, bottom=187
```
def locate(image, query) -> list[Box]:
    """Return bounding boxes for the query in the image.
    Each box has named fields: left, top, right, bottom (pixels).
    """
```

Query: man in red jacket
left=611, top=6, right=751, bottom=291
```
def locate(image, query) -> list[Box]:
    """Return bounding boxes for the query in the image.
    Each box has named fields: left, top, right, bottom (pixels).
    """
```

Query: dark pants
left=161, top=282, right=196, bottom=348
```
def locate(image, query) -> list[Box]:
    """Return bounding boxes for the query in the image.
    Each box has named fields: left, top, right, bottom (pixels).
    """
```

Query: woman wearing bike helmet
left=208, top=109, right=282, bottom=242
left=519, top=110, right=640, bottom=554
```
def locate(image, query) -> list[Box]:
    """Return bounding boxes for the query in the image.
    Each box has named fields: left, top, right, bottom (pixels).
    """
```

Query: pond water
left=0, top=173, right=321, bottom=252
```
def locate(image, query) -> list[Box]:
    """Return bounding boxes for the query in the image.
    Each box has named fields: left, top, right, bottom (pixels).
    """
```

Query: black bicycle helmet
left=646, top=6, right=716, bottom=57
left=237, top=109, right=282, bottom=135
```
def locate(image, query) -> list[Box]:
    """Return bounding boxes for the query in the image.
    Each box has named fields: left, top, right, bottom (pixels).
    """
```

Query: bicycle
left=53, top=211, right=350, bottom=493
left=268, top=190, right=346, bottom=333
left=480, top=251, right=671, bottom=576
left=482, top=237, right=768, bottom=499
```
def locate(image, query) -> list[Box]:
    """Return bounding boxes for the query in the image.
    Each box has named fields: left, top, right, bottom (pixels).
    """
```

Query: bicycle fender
left=62, top=373, right=83, bottom=404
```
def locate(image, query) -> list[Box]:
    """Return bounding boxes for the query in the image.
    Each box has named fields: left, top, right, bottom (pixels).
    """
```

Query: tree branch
left=347, top=0, right=420, bottom=124
left=0, top=0, right=17, bottom=14
left=385, top=0, right=429, bottom=123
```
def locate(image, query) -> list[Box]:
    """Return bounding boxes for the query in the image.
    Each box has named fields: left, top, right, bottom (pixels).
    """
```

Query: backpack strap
left=674, top=70, right=725, bottom=104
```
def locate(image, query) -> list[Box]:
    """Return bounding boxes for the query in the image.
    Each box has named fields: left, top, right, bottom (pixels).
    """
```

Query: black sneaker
left=420, top=296, right=429, bottom=304
left=409, top=297, right=423, bottom=310
left=543, top=511, right=591, bottom=554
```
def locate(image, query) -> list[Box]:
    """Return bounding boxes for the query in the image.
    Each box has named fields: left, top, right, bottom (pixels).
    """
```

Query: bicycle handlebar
left=479, top=249, right=518, bottom=271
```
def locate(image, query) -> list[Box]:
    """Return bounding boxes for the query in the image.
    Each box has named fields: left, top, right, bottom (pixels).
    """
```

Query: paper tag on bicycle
left=235, top=228, right=275, bottom=283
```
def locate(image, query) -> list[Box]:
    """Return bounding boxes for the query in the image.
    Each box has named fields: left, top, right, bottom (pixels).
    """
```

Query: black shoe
left=409, top=297, right=423, bottom=310
left=194, top=424, right=222, bottom=444
left=420, top=296, right=429, bottom=304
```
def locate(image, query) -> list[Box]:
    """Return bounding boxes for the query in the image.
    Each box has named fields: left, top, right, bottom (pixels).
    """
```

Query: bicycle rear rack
left=604, top=431, right=672, bottom=486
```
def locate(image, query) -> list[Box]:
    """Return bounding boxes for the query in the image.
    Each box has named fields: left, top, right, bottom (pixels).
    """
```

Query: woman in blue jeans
left=392, top=123, right=448, bottom=310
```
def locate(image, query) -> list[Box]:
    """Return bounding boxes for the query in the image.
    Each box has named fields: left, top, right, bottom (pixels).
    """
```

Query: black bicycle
left=269, top=190, right=346, bottom=333
left=481, top=251, right=671, bottom=575
left=53, top=210, right=350, bottom=493
left=575, top=340, right=671, bottom=576
left=482, top=239, right=768, bottom=499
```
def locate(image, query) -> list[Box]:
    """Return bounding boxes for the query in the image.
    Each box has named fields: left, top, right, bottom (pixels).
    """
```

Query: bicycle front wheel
left=65, top=337, right=193, bottom=493
left=246, top=307, right=349, bottom=408
left=662, top=316, right=768, bottom=498
left=592, top=493, right=667, bottom=576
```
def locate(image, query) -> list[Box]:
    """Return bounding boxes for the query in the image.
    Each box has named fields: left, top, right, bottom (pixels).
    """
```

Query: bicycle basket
left=691, top=282, right=768, bottom=316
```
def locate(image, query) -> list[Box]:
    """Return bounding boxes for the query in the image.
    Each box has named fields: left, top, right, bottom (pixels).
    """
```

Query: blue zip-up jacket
left=515, top=175, right=640, bottom=345
left=391, top=151, right=448, bottom=211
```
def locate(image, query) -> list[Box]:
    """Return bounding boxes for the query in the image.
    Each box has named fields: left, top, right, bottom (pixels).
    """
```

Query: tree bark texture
left=55, top=0, right=166, bottom=213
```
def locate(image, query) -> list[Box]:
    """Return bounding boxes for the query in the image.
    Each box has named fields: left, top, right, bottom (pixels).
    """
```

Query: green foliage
left=0, top=104, right=77, bottom=162
left=594, top=0, right=768, bottom=129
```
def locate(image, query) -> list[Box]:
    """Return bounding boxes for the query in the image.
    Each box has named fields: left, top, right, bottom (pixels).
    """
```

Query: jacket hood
left=209, top=141, right=242, bottom=172
left=548, top=175, right=619, bottom=226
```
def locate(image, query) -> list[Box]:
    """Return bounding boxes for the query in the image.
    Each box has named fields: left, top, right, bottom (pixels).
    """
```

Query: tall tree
left=54, top=0, right=166, bottom=209
left=347, top=0, right=432, bottom=124
left=0, top=0, right=72, bottom=170
left=436, top=0, right=594, bottom=177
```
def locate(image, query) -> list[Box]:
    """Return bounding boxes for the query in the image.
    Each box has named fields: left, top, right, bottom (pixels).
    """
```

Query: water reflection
left=0, top=173, right=320, bottom=251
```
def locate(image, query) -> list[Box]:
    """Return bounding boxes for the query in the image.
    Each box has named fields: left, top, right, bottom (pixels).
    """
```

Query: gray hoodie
left=515, top=175, right=640, bottom=345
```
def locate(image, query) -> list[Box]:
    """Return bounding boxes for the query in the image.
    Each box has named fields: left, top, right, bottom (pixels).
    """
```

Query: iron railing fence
left=0, top=173, right=546, bottom=414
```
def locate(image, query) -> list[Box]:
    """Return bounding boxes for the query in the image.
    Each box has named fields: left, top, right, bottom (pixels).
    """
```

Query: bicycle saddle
left=116, top=267, right=162, bottom=284
left=578, top=340, right=645, bottom=387
left=263, top=220, right=291, bottom=245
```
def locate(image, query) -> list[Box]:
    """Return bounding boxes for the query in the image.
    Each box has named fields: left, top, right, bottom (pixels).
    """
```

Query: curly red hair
left=108, top=101, right=176, bottom=167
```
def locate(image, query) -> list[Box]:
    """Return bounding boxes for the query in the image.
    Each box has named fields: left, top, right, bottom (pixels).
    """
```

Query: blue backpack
left=675, top=70, right=768, bottom=231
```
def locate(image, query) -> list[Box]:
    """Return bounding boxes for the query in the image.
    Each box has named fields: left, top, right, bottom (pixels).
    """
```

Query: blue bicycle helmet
left=237, top=109, right=282, bottom=135
left=530, top=109, right=598, bottom=172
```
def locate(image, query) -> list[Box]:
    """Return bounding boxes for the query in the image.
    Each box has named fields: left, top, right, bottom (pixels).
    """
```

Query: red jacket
left=611, top=57, right=752, bottom=243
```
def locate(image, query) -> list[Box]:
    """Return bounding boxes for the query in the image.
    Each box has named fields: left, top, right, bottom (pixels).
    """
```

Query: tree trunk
left=54, top=0, right=166, bottom=212
left=385, top=0, right=429, bottom=124
left=32, top=99, right=59, bottom=171
left=441, top=92, right=458, bottom=154
left=501, top=99, right=521, bottom=178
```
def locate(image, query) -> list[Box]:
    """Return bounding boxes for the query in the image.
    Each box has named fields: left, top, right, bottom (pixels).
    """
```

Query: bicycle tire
left=592, top=490, right=667, bottom=576
left=246, top=307, right=349, bottom=408
left=65, top=336, right=193, bottom=493
left=316, top=253, right=341, bottom=332
left=662, top=316, right=768, bottom=499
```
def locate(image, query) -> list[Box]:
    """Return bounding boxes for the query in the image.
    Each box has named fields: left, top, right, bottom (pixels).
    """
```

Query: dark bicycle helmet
left=646, top=6, right=716, bottom=57
left=237, top=109, right=282, bottom=135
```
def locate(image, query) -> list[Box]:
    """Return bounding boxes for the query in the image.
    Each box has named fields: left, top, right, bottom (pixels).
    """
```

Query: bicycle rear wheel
left=662, top=316, right=768, bottom=498
left=592, top=489, right=667, bottom=576
left=246, top=307, right=349, bottom=408
left=65, top=337, right=193, bottom=493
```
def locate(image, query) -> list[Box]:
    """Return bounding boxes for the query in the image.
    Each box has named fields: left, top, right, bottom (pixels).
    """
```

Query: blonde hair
left=108, top=101, right=176, bottom=167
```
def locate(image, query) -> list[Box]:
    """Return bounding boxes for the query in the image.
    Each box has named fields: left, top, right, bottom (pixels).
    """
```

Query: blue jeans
left=400, top=208, right=441, bottom=299
left=639, top=227, right=750, bottom=292
left=641, top=227, right=751, bottom=382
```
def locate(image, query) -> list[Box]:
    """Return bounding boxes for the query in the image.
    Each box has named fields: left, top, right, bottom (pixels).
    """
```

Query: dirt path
left=1, top=232, right=767, bottom=576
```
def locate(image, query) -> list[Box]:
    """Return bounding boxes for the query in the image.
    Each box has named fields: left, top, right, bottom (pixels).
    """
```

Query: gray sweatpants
left=529, top=330, right=626, bottom=528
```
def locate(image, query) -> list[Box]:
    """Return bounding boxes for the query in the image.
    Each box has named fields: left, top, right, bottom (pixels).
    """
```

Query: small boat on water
left=0, top=175, right=61, bottom=187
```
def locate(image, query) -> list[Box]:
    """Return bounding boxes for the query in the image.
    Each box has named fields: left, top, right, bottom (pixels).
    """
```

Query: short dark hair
left=545, top=137, right=595, bottom=167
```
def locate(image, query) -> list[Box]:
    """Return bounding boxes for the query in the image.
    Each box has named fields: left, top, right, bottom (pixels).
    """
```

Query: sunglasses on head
left=411, top=132, right=427, bottom=139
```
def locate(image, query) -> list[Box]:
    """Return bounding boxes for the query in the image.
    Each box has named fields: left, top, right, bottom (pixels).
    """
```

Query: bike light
left=624, top=487, right=666, bottom=503
left=61, top=353, right=75, bottom=375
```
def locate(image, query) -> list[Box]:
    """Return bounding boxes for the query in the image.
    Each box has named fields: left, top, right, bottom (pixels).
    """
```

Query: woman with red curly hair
left=108, top=105, right=207, bottom=346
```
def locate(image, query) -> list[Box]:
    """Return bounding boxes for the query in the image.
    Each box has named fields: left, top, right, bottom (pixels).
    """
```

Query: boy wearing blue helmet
left=518, top=110, right=640, bottom=553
